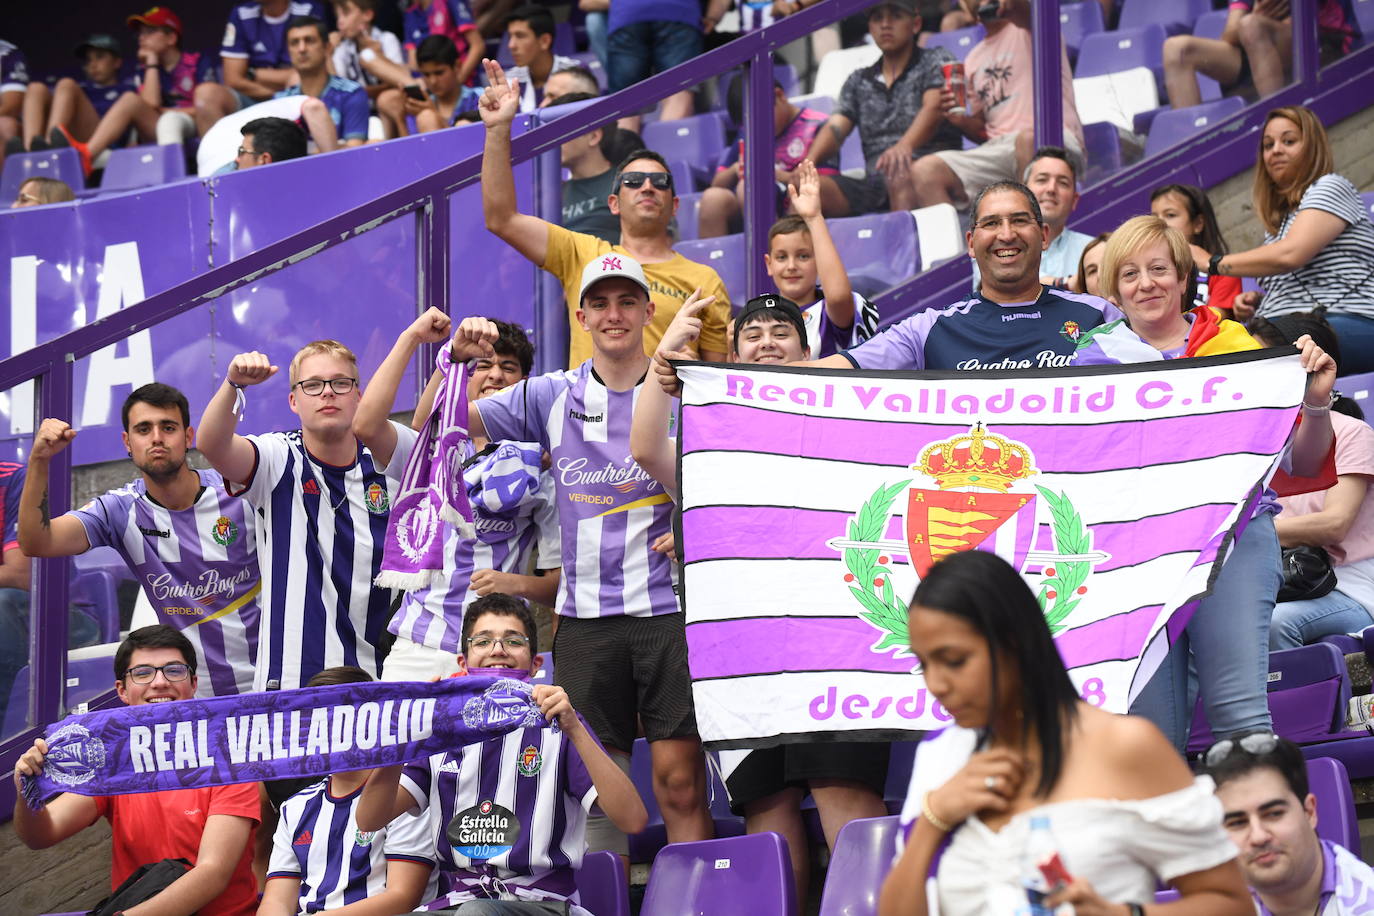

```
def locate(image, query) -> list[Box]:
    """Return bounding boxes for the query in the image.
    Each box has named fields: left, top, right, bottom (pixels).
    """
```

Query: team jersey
left=476, top=364, right=677, bottom=619
left=232, top=431, right=396, bottom=691
left=0, top=40, right=28, bottom=94
left=843, top=287, right=1122, bottom=371
left=277, top=77, right=370, bottom=141
left=143, top=50, right=217, bottom=109
left=803, top=291, right=880, bottom=359
left=382, top=424, right=560, bottom=653
left=269, top=777, right=436, bottom=912
left=0, top=462, right=24, bottom=552
left=331, top=28, right=405, bottom=88
left=400, top=719, right=598, bottom=904
left=721, top=107, right=839, bottom=177
left=73, top=469, right=261, bottom=697
left=505, top=55, right=580, bottom=111
left=81, top=76, right=139, bottom=119
left=403, top=0, right=479, bottom=83
left=221, top=0, right=327, bottom=67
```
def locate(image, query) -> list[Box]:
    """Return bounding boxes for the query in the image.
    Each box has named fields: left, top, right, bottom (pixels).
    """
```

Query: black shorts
left=553, top=613, right=697, bottom=753
left=833, top=171, right=889, bottom=216
left=724, top=741, right=891, bottom=814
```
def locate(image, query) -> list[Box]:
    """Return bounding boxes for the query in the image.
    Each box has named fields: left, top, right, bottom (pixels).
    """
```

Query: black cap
left=734, top=294, right=807, bottom=348
left=75, top=34, right=123, bottom=59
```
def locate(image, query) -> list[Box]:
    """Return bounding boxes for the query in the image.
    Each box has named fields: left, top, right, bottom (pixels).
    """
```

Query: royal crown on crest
left=914, top=423, right=1037, bottom=492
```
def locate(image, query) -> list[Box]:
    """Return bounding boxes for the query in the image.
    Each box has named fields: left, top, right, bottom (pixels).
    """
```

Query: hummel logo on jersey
left=302, top=479, right=320, bottom=495
left=568, top=409, right=603, bottom=423
left=138, top=524, right=171, bottom=538
left=293, top=829, right=313, bottom=846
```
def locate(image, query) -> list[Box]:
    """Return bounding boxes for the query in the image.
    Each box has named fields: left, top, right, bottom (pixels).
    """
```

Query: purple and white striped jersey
left=73, top=469, right=261, bottom=697
left=476, top=365, right=677, bottom=619
left=233, top=431, right=396, bottom=691
left=269, top=777, right=436, bottom=913
left=401, top=720, right=598, bottom=905
left=382, top=423, right=560, bottom=653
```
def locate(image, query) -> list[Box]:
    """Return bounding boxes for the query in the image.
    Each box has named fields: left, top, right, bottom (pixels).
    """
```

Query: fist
left=12, top=738, right=48, bottom=789
left=532, top=684, right=577, bottom=730
left=450, top=317, right=499, bottom=363
left=409, top=307, right=453, bottom=344
left=470, top=568, right=515, bottom=597
left=227, top=351, right=278, bottom=387
left=31, top=418, right=76, bottom=462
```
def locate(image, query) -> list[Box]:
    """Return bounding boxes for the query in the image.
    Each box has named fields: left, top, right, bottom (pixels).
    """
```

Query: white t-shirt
left=332, top=27, right=405, bottom=87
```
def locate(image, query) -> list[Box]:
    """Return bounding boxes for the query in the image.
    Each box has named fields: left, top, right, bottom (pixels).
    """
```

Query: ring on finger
left=984, top=775, right=998, bottom=790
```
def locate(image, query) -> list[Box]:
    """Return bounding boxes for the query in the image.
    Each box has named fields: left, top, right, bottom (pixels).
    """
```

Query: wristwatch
left=1208, top=252, right=1224, bottom=277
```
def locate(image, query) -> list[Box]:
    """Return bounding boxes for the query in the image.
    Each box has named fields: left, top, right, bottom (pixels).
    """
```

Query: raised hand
left=408, top=307, right=453, bottom=344
left=787, top=159, right=823, bottom=221
left=1295, top=333, right=1337, bottom=407
left=656, top=289, right=715, bottom=358
left=30, top=419, right=76, bottom=463
left=533, top=684, right=579, bottom=731
left=227, top=351, right=279, bottom=387
left=450, top=316, right=499, bottom=362
left=478, top=59, right=522, bottom=128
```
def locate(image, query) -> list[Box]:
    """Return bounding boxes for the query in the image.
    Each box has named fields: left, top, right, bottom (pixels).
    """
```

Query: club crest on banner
left=41, top=722, right=106, bottom=787
left=827, top=423, right=1110, bottom=659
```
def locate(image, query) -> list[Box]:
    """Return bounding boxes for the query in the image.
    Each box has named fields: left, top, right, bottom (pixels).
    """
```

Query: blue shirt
left=278, top=77, right=370, bottom=141
left=222, top=0, right=327, bottom=68
left=843, top=287, right=1121, bottom=371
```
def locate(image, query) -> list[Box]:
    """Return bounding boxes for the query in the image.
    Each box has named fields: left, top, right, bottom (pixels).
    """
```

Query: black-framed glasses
left=619, top=171, right=673, bottom=191
left=467, top=635, right=530, bottom=651
left=1203, top=732, right=1279, bottom=767
left=294, top=377, right=358, bottom=396
left=123, top=662, right=193, bottom=684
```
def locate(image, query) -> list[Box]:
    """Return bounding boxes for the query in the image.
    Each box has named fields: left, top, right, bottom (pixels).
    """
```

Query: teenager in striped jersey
left=198, top=340, right=396, bottom=691
left=356, top=594, right=647, bottom=912
left=19, top=383, right=262, bottom=696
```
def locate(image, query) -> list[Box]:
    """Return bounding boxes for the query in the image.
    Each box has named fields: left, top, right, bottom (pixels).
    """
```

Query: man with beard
left=17, top=384, right=262, bottom=696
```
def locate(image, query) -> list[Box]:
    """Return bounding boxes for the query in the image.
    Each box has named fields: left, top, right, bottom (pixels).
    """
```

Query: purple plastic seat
left=628, top=739, right=744, bottom=863
left=1143, top=97, right=1244, bottom=156
left=101, top=144, right=188, bottom=191
left=577, top=849, right=630, bottom=916
left=566, top=52, right=609, bottom=90
left=0, top=148, right=84, bottom=203
left=1337, top=369, right=1374, bottom=401
left=1081, top=120, right=1122, bottom=186
left=641, top=832, right=796, bottom=916
left=676, top=235, right=746, bottom=308
left=1306, top=756, right=1361, bottom=853
left=71, top=569, right=121, bottom=643
left=675, top=191, right=703, bottom=241
left=1361, top=192, right=1374, bottom=222
left=1119, top=0, right=1211, bottom=35
left=1353, top=0, right=1374, bottom=46
left=1190, top=9, right=1230, bottom=100
left=643, top=113, right=731, bottom=180
left=1075, top=24, right=1167, bottom=88
left=924, top=24, right=985, bottom=61
left=830, top=211, right=919, bottom=296
left=1059, top=1, right=1104, bottom=60
left=817, top=815, right=901, bottom=916
left=663, top=156, right=699, bottom=194
left=1187, top=642, right=1351, bottom=754
left=4, top=655, right=121, bottom=736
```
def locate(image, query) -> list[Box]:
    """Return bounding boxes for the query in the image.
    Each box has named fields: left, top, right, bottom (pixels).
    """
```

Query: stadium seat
left=1, top=148, right=84, bottom=204
left=924, top=24, right=985, bottom=61
left=675, top=191, right=703, bottom=241
left=531, top=651, right=554, bottom=686
left=664, top=156, right=700, bottom=194
left=883, top=740, right=920, bottom=812
left=1338, top=370, right=1374, bottom=411
left=101, top=145, right=188, bottom=192
left=577, top=850, right=631, bottom=916
left=71, top=570, right=121, bottom=644
left=628, top=739, right=743, bottom=863
left=1080, top=120, right=1123, bottom=185
left=643, top=113, right=731, bottom=184
left=1118, top=0, right=1210, bottom=35
left=1352, top=0, right=1374, bottom=45
left=817, top=815, right=901, bottom=916
left=554, top=21, right=576, bottom=56
left=1190, top=9, right=1230, bottom=100
left=1306, top=756, right=1361, bottom=853
left=1360, top=191, right=1374, bottom=221
left=1059, top=1, right=1104, bottom=61
left=840, top=128, right=865, bottom=176
left=4, top=656, right=120, bottom=736
left=72, top=545, right=134, bottom=583
left=1143, top=97, right=1244, bottom=156
left=829, top=211, right=920, bottom=297
left=716, top=64, right=802, bottom=122
left=1075, top=24, right=1167, bottom=86
left=566, top=52, right=609, bottom=90
left=1073, top=68, right=1160, bottom=132
left=911, top=203, right=964, bottom=270
left=641, top=832, right=796, bottom=916
left=677, top=235, right=747, bottom=307
left=813, top=44, right=881, bottom=100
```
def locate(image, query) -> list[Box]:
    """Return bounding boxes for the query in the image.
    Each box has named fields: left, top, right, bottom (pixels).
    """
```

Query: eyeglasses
left=123, top=662, right=193, bottom=684
left=973, top=213, right=1041, bottom=232
left=14, top=192, right=41, bottom=206
left=1203, top=732, right=1279, bottom=767
left=235, top=146, right=256, bottom=158
left=294, top=377, right=358, bottom=396
left=466, top=635, right=530, bottom=650
left=619, top=171, right=673, bottom=191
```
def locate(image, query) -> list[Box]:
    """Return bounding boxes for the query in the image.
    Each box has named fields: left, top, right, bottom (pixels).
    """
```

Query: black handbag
left=87, top=857, right=193, bottom=916
left=1278, top=545, right=1338, bottom=602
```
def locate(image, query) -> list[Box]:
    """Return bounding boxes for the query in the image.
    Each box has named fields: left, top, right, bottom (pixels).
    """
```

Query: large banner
left=676, top=351, right=1306, bottom=748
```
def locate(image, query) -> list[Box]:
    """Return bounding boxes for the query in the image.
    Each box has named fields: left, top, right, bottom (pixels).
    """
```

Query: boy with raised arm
left=197, top=341, right=395, bottom=691
left=352, top=308, right=561, bottom=681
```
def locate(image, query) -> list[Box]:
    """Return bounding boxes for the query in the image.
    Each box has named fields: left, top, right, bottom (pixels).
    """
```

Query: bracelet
left=228, top=380, right=245, bottom=391
left=921, top=792, right=954, bottom=833
left=1302, top=392, right=1336, bottom=412
left=1209, top=253, right=1224, bottom=277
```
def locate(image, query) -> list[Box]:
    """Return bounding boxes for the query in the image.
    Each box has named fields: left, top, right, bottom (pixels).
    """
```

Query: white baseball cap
left=577, top=252, right=652, bottom=303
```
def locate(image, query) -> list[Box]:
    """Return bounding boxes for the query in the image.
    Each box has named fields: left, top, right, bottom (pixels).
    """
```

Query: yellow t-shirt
left=544, top=223, right=733, bottom=367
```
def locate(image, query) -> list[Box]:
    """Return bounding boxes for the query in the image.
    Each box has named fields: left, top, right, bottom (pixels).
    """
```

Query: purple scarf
left=23, top=676, right=543, bottom=810
left=376, top=348, right=475, bottom=590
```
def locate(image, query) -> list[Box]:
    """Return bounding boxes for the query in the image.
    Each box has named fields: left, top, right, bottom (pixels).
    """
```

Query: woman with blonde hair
left=1202, top=106, right=1374, bottom=372
left=11, top=176, right=74, bottom=208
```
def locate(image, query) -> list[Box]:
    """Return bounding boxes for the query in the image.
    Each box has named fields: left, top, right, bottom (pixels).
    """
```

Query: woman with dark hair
left=1151, top=182, right=1240, bottom=312
left=877, top=551, right=1250, bottom=916
left=1073, top=232, right=1110, bottom=298
left=1203, top=106, right=1374, bottom=373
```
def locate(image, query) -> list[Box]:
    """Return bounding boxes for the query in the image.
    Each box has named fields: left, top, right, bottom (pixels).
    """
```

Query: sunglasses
left=1202, top=732, right=1280, bottom=767
left=619, top=171, right=673, bottom=191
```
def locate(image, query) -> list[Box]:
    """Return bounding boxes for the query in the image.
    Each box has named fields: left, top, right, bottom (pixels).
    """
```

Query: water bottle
left=1019, top=816, right=1062, bottom=915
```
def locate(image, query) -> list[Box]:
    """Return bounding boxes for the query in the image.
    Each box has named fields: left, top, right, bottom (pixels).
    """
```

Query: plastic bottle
left=1019, top=815, right=1062, bottom=916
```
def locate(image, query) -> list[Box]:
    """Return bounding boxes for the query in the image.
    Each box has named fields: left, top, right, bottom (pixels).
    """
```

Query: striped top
left=269, top=777, right=436, bottom=913
left=233, top=431, right=396, bottom=690
left=382, top=423, right=560, bottom=652
left=73, top=469, right=261, bottom=696
left=400, top=721, right=598, bottom=903
left=1258, top=174, right=1374, bottom=319
left=476, top=364, right=678, bottom=619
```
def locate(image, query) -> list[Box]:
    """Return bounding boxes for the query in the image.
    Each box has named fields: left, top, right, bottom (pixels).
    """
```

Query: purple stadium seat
left=577, top=850, right=630, bottom=916
left=1187, top=642, right=1351, bottom=754
left=1143, top=97, right=1244, bottom=156
left=1059, top=1, right=1104, bottom=60
left=643, top=113, right=731, bottom=180
left=554, top=21, right=576, bottom=56
left=628, top=740, right=744, bottom=863
left=101, top=145, right=188, bottom=191
left=72, top=545, right=134, bottom=582
left=675, top=191, right=703, bottom=241
left=817, top=815, right=901, bottom=916
left=566, top=52, right=609, bottom=91
left=1119, top=0, right=1211, bottom=35
left=1075, top=24, right=1167, bottom=87
left=1191, top=9, right=1230, bottom=100
left=1353, top=0, right=1374, bottom=46
left=924, top=24, right=986, bottom=61
left=676, top=235, right=746, bottom=307
left=71, top=570, right=121, bottom=643
left=4, top=655, right=120, bottom=736
left=830, top=211, right=920, bottom=297
left=664, top=157, right=699, bottom=194
left=530, top=650, right=554, bottom=686
left=0, top=148, right=85, bottom=203
left=1306, top=756, right=1361, bottom=853
left=641, top=832, right=796, bottom=916
left=1360, top=191, right=1374, bottom=221
left=1081, top=120, right=1122, bottom=186
left=1321, top=632, right=1364, bottom=656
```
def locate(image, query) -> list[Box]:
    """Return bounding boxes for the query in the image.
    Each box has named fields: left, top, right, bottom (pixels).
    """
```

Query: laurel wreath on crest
left=1034, top=485, right=1092, bottom=634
